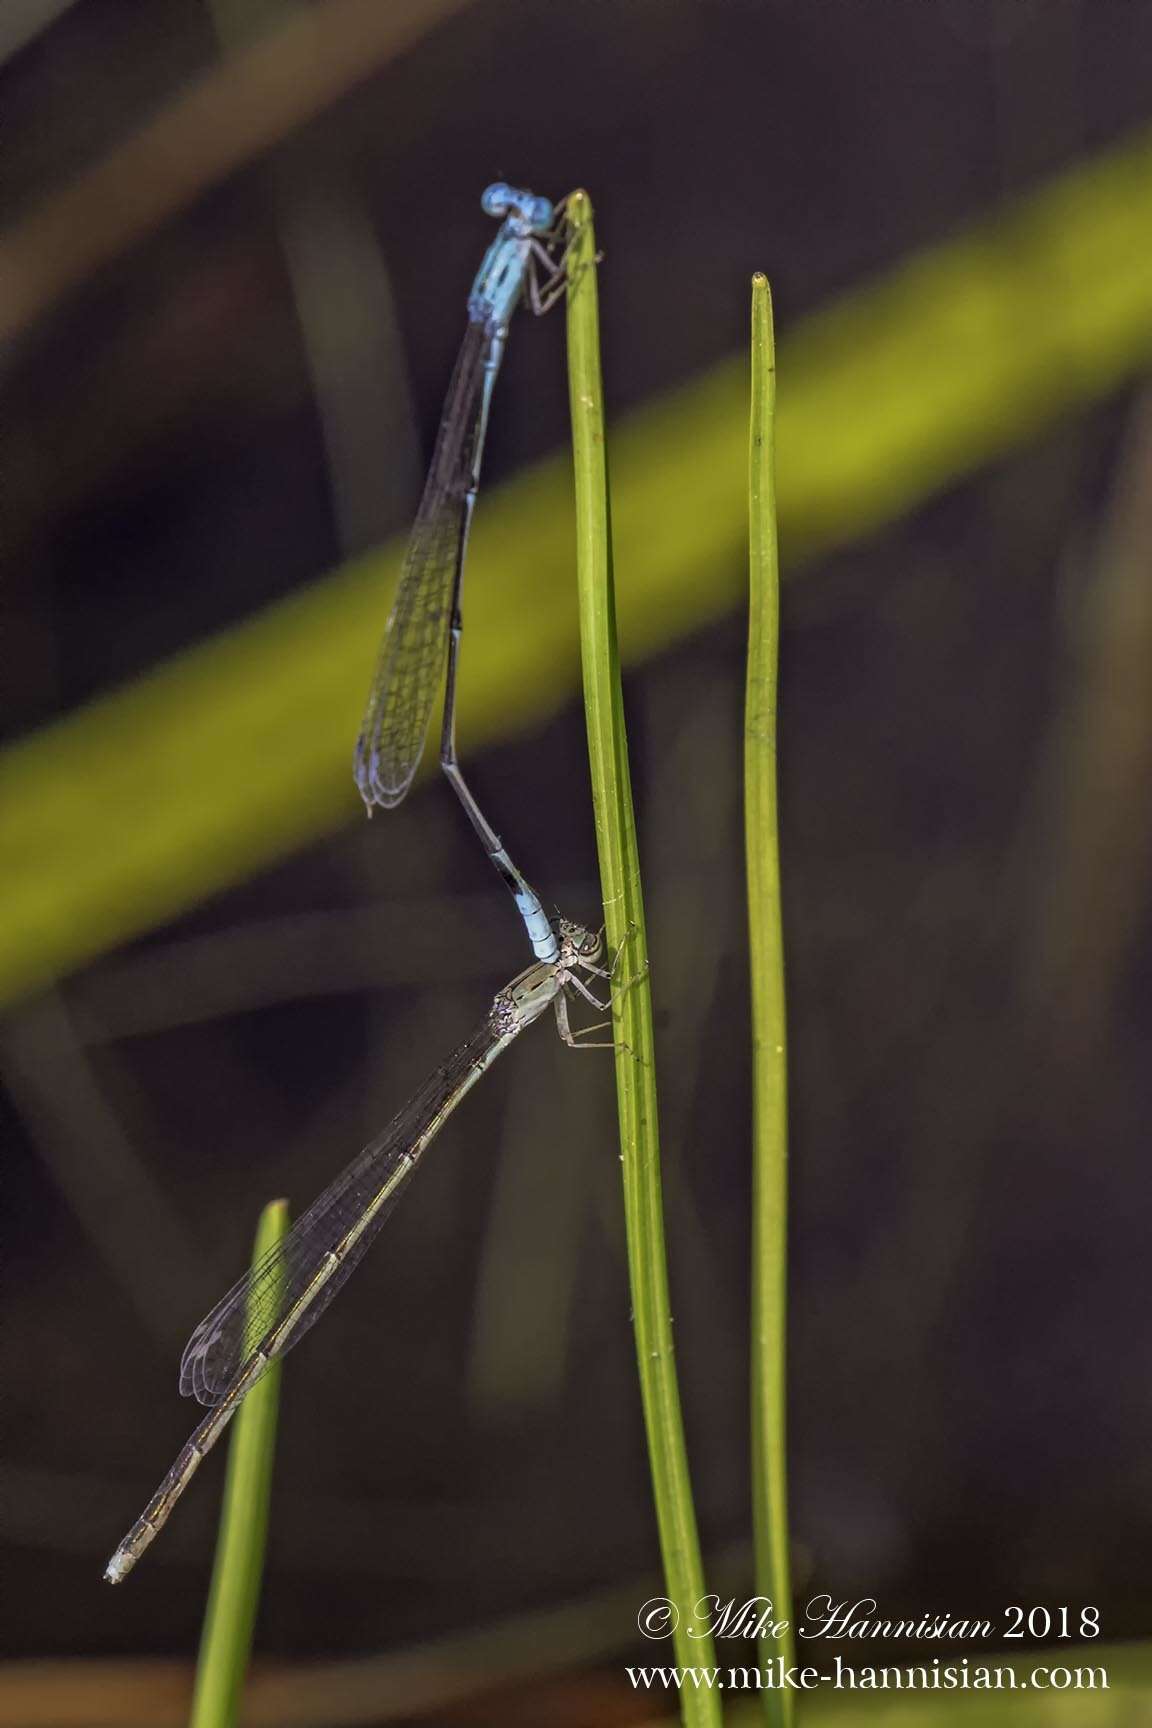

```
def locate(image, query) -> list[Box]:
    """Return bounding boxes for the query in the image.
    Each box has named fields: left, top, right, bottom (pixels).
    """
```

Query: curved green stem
left=190, top=1198, right=289, bottom=1728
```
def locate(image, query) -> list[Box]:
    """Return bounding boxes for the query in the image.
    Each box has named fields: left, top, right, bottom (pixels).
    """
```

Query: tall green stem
left=565, top=190, right=722, bottom=1728
left=746, top=275, right=794, bottom=1726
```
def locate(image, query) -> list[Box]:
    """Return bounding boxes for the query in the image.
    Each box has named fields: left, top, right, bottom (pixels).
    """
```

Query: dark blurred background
left=5, top=0, right=1152, bottom=1719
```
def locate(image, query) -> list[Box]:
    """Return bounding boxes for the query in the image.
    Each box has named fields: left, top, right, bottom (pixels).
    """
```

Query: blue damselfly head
left=480, top=183, right=554, bottom=234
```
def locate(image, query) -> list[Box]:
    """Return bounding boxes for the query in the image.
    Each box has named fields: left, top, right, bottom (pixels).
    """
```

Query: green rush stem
left=189, top=1198, right=289, bottom=1728
left=565, top=190, right=722, bottom=1728
left=746, top=274, right=794, bottom=1727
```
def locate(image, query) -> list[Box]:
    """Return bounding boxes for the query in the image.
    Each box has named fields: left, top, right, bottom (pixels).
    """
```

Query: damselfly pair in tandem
left=106, top=184, right=614, bottom=1583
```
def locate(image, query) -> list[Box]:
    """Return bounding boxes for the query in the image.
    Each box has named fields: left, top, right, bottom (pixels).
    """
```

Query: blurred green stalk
left=7, top=120, right=1152, bottom=1007
left=189, top=1198, right=288, bottom=1728
left=745, top=276, right=794, bottom=1727
left=564, top=191, right=722, bottom=1728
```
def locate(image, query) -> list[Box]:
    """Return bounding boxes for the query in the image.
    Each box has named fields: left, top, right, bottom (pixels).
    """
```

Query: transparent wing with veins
left=179, top=1010, right=500, bottom=1407
left=353, top=321, right=489, bottom=809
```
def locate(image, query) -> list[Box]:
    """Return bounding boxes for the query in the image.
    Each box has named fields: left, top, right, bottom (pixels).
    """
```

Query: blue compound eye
left=481, top=183, right=513, bottom=216
left=528, top=195, right=553, bottom=230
